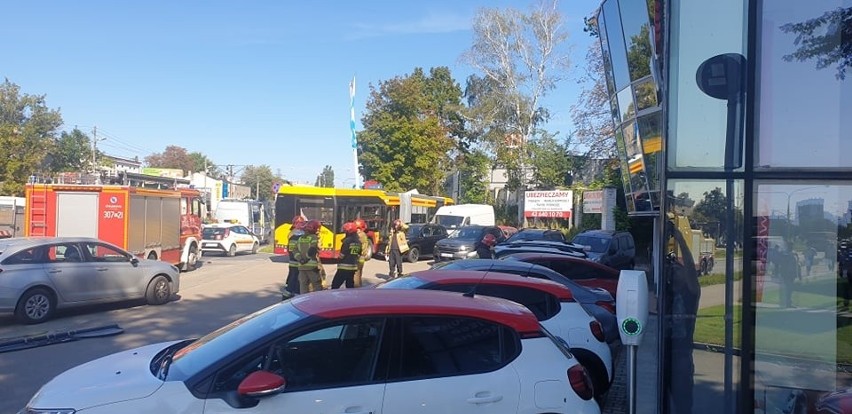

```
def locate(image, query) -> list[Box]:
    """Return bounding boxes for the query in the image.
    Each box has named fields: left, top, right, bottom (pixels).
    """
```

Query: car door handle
left=466, top=393, right=503, bottom=404
left=47, top=269, right=62, bottom=274
left=96, top=267, right=109, bottom=271
left=339, top=409, right=373, bottom=414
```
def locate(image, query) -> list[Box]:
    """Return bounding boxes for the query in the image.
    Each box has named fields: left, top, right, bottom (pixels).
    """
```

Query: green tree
left=188, top=151, right=220, bottom=176
left=457, top=149, right=492, bottom=204
left=462, top=0, right=571, bottom=188
left=571, top=42, right=617, bottom=159
left=0, top=79, right=63, bottom=195
left=528, top=132, right=571, bottom=189
left=240, top=165, right=281, bottom=201
left=358, top=67, right=460, bottom=194
left=781, top=7, right=852, bottom=80
left=49, top=128, right=92, bottom=172
left=315, top=165, right=335, bottom=187
left=145, top=145, right=194, bottom=174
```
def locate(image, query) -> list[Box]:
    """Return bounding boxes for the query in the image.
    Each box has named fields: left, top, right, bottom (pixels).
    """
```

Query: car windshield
left=168, top=302, right=304, bottom=379
left=376, top=275, right=428, bottom=289
left=406, top=225, right=423, bottom=238
left=435, top=215, right=465, bottom=228
left=447, top=227, right=483, bottom=240
left=572, top=235, right=610, bottom=253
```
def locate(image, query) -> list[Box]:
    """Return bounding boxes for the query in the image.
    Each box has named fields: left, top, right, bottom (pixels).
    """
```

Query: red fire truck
left=24, top=184, right=204, bottom=271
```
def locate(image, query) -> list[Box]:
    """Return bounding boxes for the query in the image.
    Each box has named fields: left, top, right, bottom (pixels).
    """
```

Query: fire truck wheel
left=147, top=251, right=158, bottom=261
left=15, top=287, right=55, bottom=324
left=251, top=242, right=259, bottom=254
left=227, top=244, right=237, bottom=257
left=146, top=275, right=171, bottom=305
left=186, top=244, right=199, bottom=270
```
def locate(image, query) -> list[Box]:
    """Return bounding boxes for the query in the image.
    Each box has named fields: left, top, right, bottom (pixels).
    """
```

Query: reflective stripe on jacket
left=296, top=234, right=320, bottom=270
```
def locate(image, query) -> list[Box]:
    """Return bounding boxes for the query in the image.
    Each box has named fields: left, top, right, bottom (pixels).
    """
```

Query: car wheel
left=185, top=243, right=199, bottom=271
left=407, top=246, right=420, bottom=262
left=251, top=242, right=259, bottom=254
left=15, top=287, right=55, bottom=324
left=146, top=275, right=172, bottom=305
left=227, top=244, right=237, bottom=257
left=572, top=348, right=610, bottom=397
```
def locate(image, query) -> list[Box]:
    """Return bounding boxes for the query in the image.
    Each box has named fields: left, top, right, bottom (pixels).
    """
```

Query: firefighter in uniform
left=353, top=218, right=370, bottom=287
left=282, top=216, right=305, bottom=300
left=296, top=219, right=325, bottom=293
left=332, top=222, right=362, bottom=289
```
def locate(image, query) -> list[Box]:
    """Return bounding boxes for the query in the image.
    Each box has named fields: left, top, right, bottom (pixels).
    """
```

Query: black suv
left=433, top=225, right=505, bottom=262
left=378, top=223, right=449, bottom=262
left=571, top=230, right=636, bottom=270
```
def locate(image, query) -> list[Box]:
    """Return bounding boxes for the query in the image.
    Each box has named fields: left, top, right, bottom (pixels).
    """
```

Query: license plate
left=440, top=253, right=453, bottom=258
left=203, top=243, right=216, bottom=248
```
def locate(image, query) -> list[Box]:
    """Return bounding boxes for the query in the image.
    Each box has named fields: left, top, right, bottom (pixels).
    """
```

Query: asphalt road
left=0, top=253, right=431, bottom=413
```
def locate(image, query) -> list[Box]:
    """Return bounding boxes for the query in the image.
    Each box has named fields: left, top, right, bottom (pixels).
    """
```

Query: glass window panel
left=610, top=96, right=621, bottom=127
left=666, top=179, right=744, bottom=414
left=614, top=128, right=635, bottom=197
left=619, top=0, right=653, bottom=81
left=603, top=0, right=632, bottom=91
left=634, top=78, right=658, bottom=112
left=753, top=183, right=851, bottom=410
left=668, top=0, right=746, bottom=171
left=757, top=1, right=852, bottom=169
left=639, top=112, right=663, bottom=194
left=617, top=87, right=636, bottom=123
left=598, top=12, right=618, bottom=96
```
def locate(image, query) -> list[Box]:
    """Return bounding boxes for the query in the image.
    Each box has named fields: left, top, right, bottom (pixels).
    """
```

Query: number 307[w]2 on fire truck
left=24, top=183, right=204, bottom=271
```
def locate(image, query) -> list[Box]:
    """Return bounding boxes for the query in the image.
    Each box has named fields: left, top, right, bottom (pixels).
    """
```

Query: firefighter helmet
left=353, top=218, right=367, bottom=231
left=342, top=222, right=358, bottom=234
left=304, top=220, right=321, bottom=234
left=292, top=220, right=306, bottom=231
left=292, top=216, right=306, bottom=225
left=481, top=233, right=497, bottom=247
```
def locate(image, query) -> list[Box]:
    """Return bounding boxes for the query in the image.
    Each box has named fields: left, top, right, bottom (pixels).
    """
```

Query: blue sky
left=3, top=0, right=600, bottom=186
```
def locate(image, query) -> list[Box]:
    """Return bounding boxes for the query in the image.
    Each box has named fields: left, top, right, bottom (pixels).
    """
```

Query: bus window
left=297, top=197, right=335, bottom=230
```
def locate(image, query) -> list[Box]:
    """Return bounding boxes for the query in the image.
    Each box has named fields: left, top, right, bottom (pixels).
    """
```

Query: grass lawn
left=694, top=277, right=852, bottom=364
left=698, top=272, right=742, bottom=287
left=259, top=244, right=274, bottom=254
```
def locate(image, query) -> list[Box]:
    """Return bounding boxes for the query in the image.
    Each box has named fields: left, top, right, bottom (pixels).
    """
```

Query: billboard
left=523, top=190, right=573, bottom=218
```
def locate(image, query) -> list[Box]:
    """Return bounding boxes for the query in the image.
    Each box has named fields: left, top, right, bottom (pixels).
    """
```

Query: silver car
left=0, top=237, right=180, bottom=324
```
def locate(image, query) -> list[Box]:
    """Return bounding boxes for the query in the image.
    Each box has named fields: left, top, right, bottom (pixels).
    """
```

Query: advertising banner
left=523, top=190, right=573, bottom=218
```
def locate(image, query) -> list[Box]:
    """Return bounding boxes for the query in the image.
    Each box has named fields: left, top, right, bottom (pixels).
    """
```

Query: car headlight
left=458, top=245, right=469, bottom=252
left=21, top=408, right=76, bottom=414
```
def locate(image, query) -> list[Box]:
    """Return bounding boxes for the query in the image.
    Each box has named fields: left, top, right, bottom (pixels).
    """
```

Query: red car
left=502, top=252, right=621, bottom=298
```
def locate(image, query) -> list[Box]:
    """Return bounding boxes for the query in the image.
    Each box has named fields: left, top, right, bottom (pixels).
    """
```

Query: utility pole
left=91, top=126, right=97, bottom=174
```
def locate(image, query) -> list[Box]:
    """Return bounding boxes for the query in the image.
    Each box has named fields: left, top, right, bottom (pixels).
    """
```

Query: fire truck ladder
left=28, top=184, right=49, bottom=237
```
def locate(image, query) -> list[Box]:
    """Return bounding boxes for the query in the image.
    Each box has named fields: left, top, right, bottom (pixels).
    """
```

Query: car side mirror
left=130, top=257, right=140, bottom=266
left=238, top=371, right=286, bottom=398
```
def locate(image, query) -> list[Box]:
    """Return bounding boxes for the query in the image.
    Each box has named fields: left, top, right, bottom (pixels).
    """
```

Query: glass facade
left=595, top=0, right=852, bottom=412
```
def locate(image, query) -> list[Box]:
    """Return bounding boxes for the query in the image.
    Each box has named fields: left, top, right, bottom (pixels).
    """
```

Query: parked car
left=22, top=289, right=600, bottom=414
left=433, top=225, right=506, bottom=262
left=494, top=239, right=588, bottom=259
left=432, top=259, right=619, bottom=344
left=0, top=237, right=180, bottom=324
left=502, top=252, right=621, bottom=298
left=377, top=223, right=448, bottom=262
left=571, top=230, right=637, bottom=270
left=379, top=269, right=613, bottom=396
left=504, top=228, right=567, bottom=243
left=498, top=225, right=518, bottom=239
left=201, top=223, right=260, bottom=257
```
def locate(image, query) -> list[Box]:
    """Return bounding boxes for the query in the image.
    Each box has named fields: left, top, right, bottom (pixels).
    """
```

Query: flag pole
left=350, top=75, right=360, bottom=189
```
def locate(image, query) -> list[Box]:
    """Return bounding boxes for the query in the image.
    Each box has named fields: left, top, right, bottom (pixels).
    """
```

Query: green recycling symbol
left=622, top=318, right=642, bottom=336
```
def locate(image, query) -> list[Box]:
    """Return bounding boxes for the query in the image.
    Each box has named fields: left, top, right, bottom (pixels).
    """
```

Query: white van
left=433, top=204, right=495, bottom=229
left=214, top=199, right=272, bottom=244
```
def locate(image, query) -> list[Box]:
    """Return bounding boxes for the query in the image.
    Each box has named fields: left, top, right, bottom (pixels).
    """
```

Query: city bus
left=273, top=186, right=452, bottom=259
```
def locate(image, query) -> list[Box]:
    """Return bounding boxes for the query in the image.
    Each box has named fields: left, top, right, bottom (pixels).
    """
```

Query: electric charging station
left=616, top=269, right=649, bottom=414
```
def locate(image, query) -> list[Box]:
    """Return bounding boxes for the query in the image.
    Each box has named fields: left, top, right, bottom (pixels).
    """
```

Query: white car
left=22, top=289, right=600, bottom=414
left=201, top=224, right=259, bottom=256
left=379, top=269, right=614, bottom=397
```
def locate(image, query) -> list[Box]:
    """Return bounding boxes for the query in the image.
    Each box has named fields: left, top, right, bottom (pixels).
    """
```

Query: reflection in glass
left=757, top=2, right=852, bottom=168
left=610, top=96, right=621, bottom=126
left=619, top=0, right=653, bottom=81
left=666, top=180, right=743, bottom=414
left=623, top=120, right=642, bottom=159
left=618, top=87, right=636, bottom=123
left=635, top=78, right=658, bottom=111
left=639, top=112, right=662, bottom=196
left=615, top=128, right=634, bottom=195
left=603, top=0, right=632, bottom=91
left=753, top=183, right=851, bottom=408
left=598, top=12, right=617, bottom=97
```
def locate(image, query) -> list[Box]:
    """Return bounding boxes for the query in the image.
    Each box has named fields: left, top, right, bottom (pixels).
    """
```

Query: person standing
left=282, top=216, right=305, bottom=300
left=332, top=222, right=362, bottom=289
left=296, top=219, right=325, bottom=293
left=840, top=246, right=852, bottom=309
left=385, top=219, right=409, bottom=279
left=475, top=233, right=497, bottom=259
left=775, top=247, right=800, bottom=308
left=353, top=218, right=371, bottom=287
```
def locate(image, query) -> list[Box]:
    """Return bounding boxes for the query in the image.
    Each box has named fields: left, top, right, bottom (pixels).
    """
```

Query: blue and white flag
left=349, top=76, right=357, bottom=149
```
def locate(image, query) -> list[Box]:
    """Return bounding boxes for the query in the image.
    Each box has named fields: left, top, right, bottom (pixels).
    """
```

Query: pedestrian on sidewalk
left=332, top=222, right=361, bottom=289
left=773, top=246, right=800, bottom=308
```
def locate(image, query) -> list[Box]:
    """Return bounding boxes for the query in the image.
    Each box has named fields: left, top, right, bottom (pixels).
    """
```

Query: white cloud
left=349, top=12, right=471, bottom=39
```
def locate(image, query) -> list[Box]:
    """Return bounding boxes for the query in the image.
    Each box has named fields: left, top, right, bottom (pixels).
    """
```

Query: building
left=594, top=0, right=851, bottom=413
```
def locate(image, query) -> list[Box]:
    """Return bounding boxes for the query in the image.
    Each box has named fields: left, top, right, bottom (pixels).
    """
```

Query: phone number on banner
left=524, top=211, right=571, bottom=218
